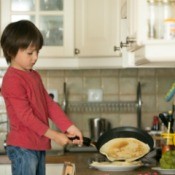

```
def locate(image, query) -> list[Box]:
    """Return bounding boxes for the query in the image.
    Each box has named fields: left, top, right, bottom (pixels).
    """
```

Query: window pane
left=11, top=15, right=35, bottom=24
left=11, top=0, right=35, bottom=11
left=40, top=0, right=63, bottom=11
left=39, top=16, right=63, bottom=46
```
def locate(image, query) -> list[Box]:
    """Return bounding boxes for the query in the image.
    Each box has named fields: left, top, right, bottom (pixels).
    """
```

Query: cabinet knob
left=74, top=48, right=80, bottom=55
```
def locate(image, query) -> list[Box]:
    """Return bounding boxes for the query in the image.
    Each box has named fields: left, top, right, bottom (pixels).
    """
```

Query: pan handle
left=68, top=136, right=94, bottom=147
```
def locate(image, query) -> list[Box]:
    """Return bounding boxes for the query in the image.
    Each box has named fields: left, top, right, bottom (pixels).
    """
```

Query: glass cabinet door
left=1, top=0, right=74, bottom=57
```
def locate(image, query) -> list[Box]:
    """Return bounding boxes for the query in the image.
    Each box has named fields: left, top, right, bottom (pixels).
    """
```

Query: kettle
left=89, top=118, right=110, bottom=142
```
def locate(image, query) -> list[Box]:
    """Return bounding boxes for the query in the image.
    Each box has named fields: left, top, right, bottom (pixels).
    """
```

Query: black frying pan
left=95, top=126, right=154, bottom=151
left=70, top=126, right=154, bottom=153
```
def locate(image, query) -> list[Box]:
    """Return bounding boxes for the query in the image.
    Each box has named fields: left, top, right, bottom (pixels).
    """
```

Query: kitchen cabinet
left=0, top=0, right=74, bottom=58
left=74, top=0, right=121, bottom=57
left=0, top=0, right=123, bottom=69
left=122, top=0, right=175, bottom=66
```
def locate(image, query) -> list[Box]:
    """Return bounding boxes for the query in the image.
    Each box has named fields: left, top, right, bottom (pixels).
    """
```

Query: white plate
left=152, top=167, right=175, bottom=175
left=90, top=162, right=142, bottom=172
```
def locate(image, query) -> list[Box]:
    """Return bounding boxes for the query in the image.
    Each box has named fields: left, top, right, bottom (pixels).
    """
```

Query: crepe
left=99, top=138, right=150, bottom=162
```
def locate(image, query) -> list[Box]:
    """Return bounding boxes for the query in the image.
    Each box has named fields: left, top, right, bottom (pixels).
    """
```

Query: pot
left=89, top=118, right=111, bottom=142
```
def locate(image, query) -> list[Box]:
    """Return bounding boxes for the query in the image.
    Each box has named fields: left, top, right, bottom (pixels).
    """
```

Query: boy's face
left=10, top=45, right=39, bottom=71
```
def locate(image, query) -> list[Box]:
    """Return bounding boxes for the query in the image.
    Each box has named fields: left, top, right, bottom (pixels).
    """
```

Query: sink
left=0, top=163, right=65, bottom=175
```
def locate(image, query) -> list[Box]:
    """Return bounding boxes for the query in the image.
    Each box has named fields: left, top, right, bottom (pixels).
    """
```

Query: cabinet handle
left=120, top=41, right=128, bottom=48
left=113, top=46, right=121, bottom=52
left=120, top=36, right=136, bottom=48
left=126, top=36, right=136, bottom=44
left=74, top=48, right=80, bottom=55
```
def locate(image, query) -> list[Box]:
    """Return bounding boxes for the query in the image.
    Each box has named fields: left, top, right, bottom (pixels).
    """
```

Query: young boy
left=0, top=20, right=83, bottom=175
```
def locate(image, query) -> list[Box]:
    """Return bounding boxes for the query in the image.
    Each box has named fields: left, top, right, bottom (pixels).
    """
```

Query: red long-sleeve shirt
left=1, top=67, right=73, bottom=150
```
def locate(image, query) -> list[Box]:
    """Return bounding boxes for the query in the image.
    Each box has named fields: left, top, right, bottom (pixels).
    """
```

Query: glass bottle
left=147, top=0, right=164, bottom=39
left=162, top=0, right=174, bottom=19
left=155, top=0, right=164, bottom=39
left=147, top=0, right=156, bottom=38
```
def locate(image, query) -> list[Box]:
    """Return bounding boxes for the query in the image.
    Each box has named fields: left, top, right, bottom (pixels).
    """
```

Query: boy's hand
left=44, top=129, right=72, bottom=146
left=66, top=125, right=83, bottom=146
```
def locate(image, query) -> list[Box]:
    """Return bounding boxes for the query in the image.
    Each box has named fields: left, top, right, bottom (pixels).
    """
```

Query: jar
left=162, top=0, right=175, bottom=39
left=171, top=0, right=175, bottom=17
left=147, top=0, right=164, bottom=39
left=163, top=18, right=175, bottom=39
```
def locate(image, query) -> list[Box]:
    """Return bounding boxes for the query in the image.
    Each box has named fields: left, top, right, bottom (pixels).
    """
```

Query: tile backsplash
left=1, top=68, right=175, bottom=139
left=38, top=68, right=175, bottom=137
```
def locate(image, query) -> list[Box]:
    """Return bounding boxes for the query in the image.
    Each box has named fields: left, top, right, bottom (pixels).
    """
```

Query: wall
left=38, top=68, right=175, bottom=138
left=1, top=68, right=175, bottom=140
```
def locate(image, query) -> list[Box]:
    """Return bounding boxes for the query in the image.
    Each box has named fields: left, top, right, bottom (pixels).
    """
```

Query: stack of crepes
left=91, top=138, right=150, bottom=167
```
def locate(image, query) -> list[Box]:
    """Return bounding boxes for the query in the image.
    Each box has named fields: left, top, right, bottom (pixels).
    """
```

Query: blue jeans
left=6, top=146, right=46, bottom=175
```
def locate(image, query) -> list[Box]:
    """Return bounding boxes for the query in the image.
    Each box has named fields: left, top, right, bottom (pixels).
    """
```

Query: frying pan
left=95, top=126, right=154, bottom=151
left=71, top=126, right=154, bottom=152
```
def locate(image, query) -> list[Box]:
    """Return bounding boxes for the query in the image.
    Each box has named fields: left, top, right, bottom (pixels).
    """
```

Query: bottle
left=152, top=116, right=160, bottom=131
left=155, top=0, right=164, bottom=39
left=147, top=0, right=157, bottom=38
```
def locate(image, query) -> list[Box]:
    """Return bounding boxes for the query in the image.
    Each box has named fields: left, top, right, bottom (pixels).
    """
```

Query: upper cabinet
left=123, top=0, right=175, bottom=66
left=74, top=0, right=121, bottom=57
left=1, top=0, right=74, bottom=58
left=0, top=0, right=123, bottom=69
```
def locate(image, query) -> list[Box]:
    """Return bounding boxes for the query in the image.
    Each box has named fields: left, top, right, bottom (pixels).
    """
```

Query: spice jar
left=162, top=0, right=175, bottom=39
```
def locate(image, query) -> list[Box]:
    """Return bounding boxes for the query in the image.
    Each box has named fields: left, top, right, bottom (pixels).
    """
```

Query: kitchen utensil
left=89, top=118, right=110, bottom=142
left=159, top=112, right=174, bottom=133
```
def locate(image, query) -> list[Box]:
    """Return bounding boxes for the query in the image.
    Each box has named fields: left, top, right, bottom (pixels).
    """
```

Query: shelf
left=67, top=101, right=137, bottom=113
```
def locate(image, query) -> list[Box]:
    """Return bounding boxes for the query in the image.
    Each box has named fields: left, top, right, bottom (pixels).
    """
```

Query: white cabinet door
left=75, top=0, right=121, bottom=57
left=0, top=164, right=11, bottom=175
left=125, top=0, right=175, bottom=65
left=0, top=0, right=74, bottom=58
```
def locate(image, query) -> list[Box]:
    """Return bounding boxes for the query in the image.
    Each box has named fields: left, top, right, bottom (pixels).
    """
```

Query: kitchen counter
left=0, top=152, right=160, bottom=175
